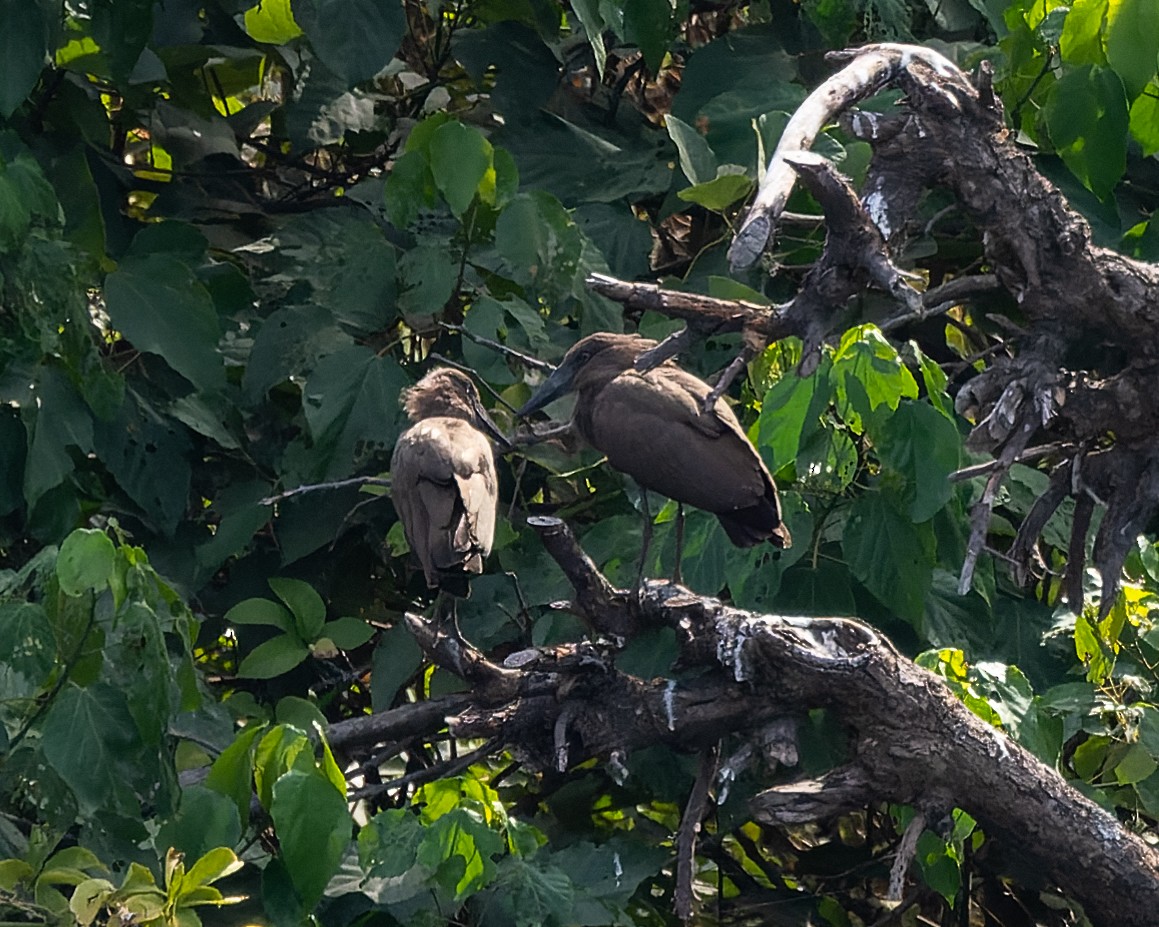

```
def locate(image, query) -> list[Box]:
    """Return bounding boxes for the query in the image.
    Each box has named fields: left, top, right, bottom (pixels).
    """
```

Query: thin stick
left=439, top=322, right=556, bottom=372
left=261, top=475, right=390, bottom=506
left=674, top=744, right=720, bottom=921
left=347, top=737, right=502, bottom=801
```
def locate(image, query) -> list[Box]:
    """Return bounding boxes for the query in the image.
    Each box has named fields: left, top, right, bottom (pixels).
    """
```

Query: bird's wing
left=446, top=422, right=499, bottom=561
left=588, top=370, right=769, bottom=513
left=391, top=420, right=496, bottom=584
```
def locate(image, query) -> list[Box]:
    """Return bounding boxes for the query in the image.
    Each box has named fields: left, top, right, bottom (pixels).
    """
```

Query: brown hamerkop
left=391, top=368, right=506, bottom=595
left=517, top=332, right=790, bottom=549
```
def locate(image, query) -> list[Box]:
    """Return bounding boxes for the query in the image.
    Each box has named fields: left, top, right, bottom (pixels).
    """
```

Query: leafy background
left=1, top=0, right=1158, bottom=924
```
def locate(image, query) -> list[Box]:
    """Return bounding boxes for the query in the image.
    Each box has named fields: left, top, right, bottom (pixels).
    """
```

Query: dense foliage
left=1, top=0, right=1158, bottom=924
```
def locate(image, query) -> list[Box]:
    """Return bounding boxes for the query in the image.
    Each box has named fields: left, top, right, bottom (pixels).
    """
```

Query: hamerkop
left=391, top=368, right=505, bottom=596
left=517, top=332, right=790, bottom=549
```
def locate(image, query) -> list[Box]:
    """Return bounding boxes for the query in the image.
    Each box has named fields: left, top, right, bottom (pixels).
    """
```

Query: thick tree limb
left=346, top=541, right=1159, bottom=927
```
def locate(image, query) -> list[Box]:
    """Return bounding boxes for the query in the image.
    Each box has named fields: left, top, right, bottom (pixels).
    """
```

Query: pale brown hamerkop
left=517, top=333, right=790, bottom=549
left=391, top=368, right=507, bottom=594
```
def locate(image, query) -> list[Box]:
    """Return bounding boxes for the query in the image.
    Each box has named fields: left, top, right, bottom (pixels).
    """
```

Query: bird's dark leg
left=672, top=502, right=685, bottom=586
left=633, top=487, right=653, bottom=603
left=432, top=590, right=465, bottom=642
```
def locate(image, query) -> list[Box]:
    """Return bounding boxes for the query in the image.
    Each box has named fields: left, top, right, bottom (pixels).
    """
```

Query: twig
left=427, top=352, right=520, bottom=413
left=948, top=441, right=1071, bottom=482
left=703, top=345, right=757, bottom=412
left=526, top=516, right=635, bottom=636
left=674, top=744, right=721, bottom=922
left=347, top=737, right=502, bottom=801
left=439, top=322, right=556, bottom=372
left=261, top=475, right=390, bottom=506
left=888, top=811, right=926, bottom=901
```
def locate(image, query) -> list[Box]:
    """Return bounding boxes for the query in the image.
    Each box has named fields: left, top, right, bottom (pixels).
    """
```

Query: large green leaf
left=41, top=684, right=138, bottom=812
left=843, top=490, right=936, bottom=624
left=1129, top=81, right=1159, bottom=156
left=417, top=808, right=504, bottom=898
left=292, top=0, right=406, bottom=86
left=269, top=577, right=326, bottom=641
left=270, top=769, right=350, bottom=909
left=874, top=400, right=962, bottom=522
left=429, top=121, right=494, bottom=217
left=23, top=369, right=94, bottom=509
left=1059, top=0, right=1108, bottom=66
left=831, top=326, right=918, bottom=427
left=104, top=255, right=225, bottom=392
left=56, top=529, right=115, bottom=597
left=757, top=359, right=829, bottom=472
left=1105, top=0, right=1159, bottom=99
left=480, top=857, right=574, bottom=927
left=92, top=392, right=191, bottom=536
left=0, top=602, right=55, bottom=697
left=300, top=346, right=410, bottom=478
left=244, top=0, right=303, bottom=43
left=623, top=0, right=677, bottom=73
left=1041, top=65, right=1128, bottom=200
left=237, top=634, right=310, bottom=679
left=0, top=0, right=48, bottom=117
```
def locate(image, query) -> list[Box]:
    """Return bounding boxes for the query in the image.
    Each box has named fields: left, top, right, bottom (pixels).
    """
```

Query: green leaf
left=292, top=0, right=406, bottom=86
left=396, top=243, right=459, bottom=324
left=270, top=769, right=350, bottom=909
left=358, top=807, right=427, bottom=884
left=207, top=723, right=265, bottom=825
left=482, top=857, right=574, bottom=927
left=623, top=0, right=677, bottom=72
left=371, top=624, right=424, bottom=711
left=0, top=602, right=55, bottom=696
left=874, top=401, right=961, bottom=522
left=244, top=0, right=303, bottom=43
left=418, top=809, right=504, bottom=899
left=1059, top=0, right=1108, bottom=66
left=429, top=121, right=494, bottom=217
left=180, top=848, right=243, bottom=892
left=1106, top=0, right=1159, bottom=98
left=268, top=577, right=326, bottom=641
left=1041, top=65, right=1128, bottom=200
left=23, top=369, right=94, bottom=509
left=495, top=191, right=583, bottom=296
left=1114, top=744, right=1158, bottom=785
left=1074, top=612, right=1113, bottom=682
left=0, top=0, right=47, bottom=117
left=155, top=786, right=242, bottom=864
left=676, top=171, right=754, bottom=211
left=224, top=597, right=293, bottom=632
left=301, top=346, right=411, bottom=478
left=757, top=359, right=829, bottom=472
left=324, top=616, right=375, bottom=650
left=237, top=634, right=310, bottom=679
left=831, top=325, right=919, bottom=426
left=104, top=255, right=225, bottom=392
left=1129, top=82, right=1159, bottom=156
left=56, top=529, right=115, bottom=597
left=384, top=149, right=437, bottom=228
left=70, top=877, right=114, bottom=927
left=665, top=114, right=717, bottom=185
left=253, top=725, right=315, bottom=810
left=92, top=392, right=191, bottom=536
left=41, top=684, right=137, bottom=811
left=843, top=491, right=936, bottom=624
left=271, top=699, right=325, bottom=741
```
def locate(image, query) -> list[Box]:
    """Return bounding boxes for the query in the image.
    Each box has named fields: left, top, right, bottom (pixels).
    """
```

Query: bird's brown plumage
left=518, top=333, right=790, bottom=548
left=391, top=368, right=501, bottom=591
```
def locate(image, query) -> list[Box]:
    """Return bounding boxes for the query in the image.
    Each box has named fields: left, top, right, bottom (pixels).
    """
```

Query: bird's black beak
left=516, top=362, right=576, bottom=417
left=472, top=399, right=514, bottom=453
